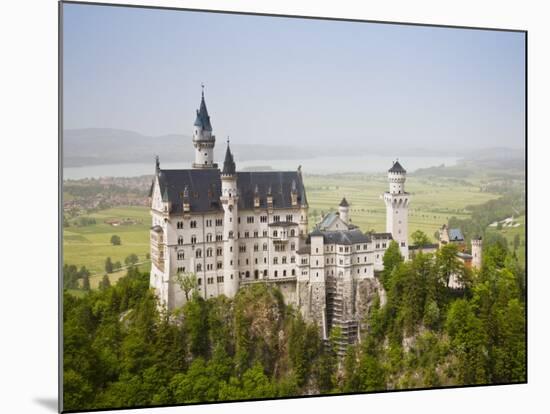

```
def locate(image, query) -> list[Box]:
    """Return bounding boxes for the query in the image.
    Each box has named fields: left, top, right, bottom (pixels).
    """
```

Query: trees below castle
left=63, top=232, right=525, bottom=411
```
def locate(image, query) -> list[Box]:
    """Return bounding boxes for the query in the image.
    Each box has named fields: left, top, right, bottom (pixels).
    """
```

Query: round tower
left=383, top=160, right=410, bottom=259
left=338, top=197, right=350, bottom=224
left=221, top=141, right=239, bottom=298
left=472, top=237, right=483, bottom=269
left=192, top=85, right=217, bottom=169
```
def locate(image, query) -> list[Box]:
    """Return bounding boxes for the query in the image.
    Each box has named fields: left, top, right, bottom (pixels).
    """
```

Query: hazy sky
left=63, top=3, right=525, bottom=150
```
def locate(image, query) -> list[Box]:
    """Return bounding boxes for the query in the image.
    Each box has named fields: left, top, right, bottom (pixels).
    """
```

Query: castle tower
left=221, top=141, right=239, bottom=297
left=192, top=85, right=217, bottom=169
left=383, top=160, right=410, bottom=259
left=472, top=237, right=483, bottom=269
left=338, top=197, right=350, bottom=224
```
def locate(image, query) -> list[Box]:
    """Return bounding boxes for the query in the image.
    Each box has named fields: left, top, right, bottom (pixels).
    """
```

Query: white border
left=1, top=1, right=546, bottom=413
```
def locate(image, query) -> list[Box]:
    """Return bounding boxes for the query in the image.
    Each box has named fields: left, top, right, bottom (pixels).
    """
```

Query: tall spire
left=194, top=84, right=212, bottom=132
left=222, top=139, right=236, bottom=175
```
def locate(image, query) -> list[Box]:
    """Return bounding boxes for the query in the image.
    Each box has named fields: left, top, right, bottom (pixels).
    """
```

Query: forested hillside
left=63, top=237, right=525, bottom=411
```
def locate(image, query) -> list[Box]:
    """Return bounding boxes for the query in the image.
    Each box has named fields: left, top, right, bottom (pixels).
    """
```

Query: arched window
left=177, top=221, right=183, bottom=229
left=207, top=248, right=213, bottom=257
left=291, top=269, right=295, bottom=276
left=177, top=251, right=184, bottom=260
left=196, top=263, right=202, bottom=272
left=196, top=249, right=202, bottom=258
left=246, top=271, right=250, bottom=278
left=177, top=236, right=184, bottom=245
left=206, top=233, right=212, bottom=242
left=263, top=269, right=268, bottom=277
left=191, top=235, right=197, bottom=244
left=273, top=230, right=278, bottom=237
left=290, top=229, right=295, bottom=237
left=263, top=243, right=268, bottom=251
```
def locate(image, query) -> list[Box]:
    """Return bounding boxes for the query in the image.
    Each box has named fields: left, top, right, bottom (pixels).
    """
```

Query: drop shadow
left=34, top=397, right=58, bottom=412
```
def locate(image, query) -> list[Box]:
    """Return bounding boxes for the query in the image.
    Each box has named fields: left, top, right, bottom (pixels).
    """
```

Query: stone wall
left=355, top=277, right=385, bottom=339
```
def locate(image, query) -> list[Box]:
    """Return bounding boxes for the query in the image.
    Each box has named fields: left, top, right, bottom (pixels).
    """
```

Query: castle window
left=197, top=278, right=202, bottom=285
left=290, top=229, right=296, bottom=237
left=264, top=258, right=267, bottom=264
left=207, top=248, right=213, bottom=257
left=274, top=270, right=278, bottom=277
left=196, top=249, right=202, bottom=258
left=217, top=262, right=222, bottom=269
left=247, top=216, right=254, bottom=224
left=254, top=270, right=259, bottom=279
left=273, top=215, right=280, bottom=222
left=291, top=256, right=295, bottom=264
left=260, top=216, right=267, bottom=223
left=254, top=244, right=259, bottom=252
left=206, top=219, right=212, bottom=227
left=286, top=215, right=293, bottom=222
left=255, top=258, right=258, bottom=264
left=273, top=257, right=278, bottom=264
left=263, top=230, right=268, bottom=237
left=207, top=264, right=213, bottom=271
left=263, top=269, right=268, bottom=277
left=177, top=251, right=184, bottom=260
left=216, top=247, right=222, bottom=256
left=283, top=270, right=287, bottom=276
left=215, top=219, right=222, bottom=226
left=339, top=259, right=343, bottom=265
left=316, top=248, right=319, bottom=253
left=254, top=231, right=258, bottom=238
left=244, top=231, right=250, bottom=238
left=239, top=245, right=246, bottom=253
left=291, top=269, right=295, bottom=276
left=190, top=220, right=197, bottom=228
left=178, top=236, right=184, bottom=245
left=177, top=221, right=183, bottom=229
left=401, top=242, right=406, bottom=247
left=216, top=234, right=223, bottom=242
left=375, top=243, right=380, bottom=249
left=191, top=235, right=197, bottom=245
left=228, top=231, right=233, bottom=238
left=382, top=243, right=387, bottom=248
left=238, top=217, right=241, bottom=224
left=177, top=266, right=185, bottom=273
left=206, top=233, right=212, bottom=242
left=196, top=263, right=202, bottom=272
left=282, top=256, right=287, bottom=264
left=273, top=230, right=278, bottom=237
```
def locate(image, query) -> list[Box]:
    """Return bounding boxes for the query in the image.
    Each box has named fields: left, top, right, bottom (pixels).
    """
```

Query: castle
left=149, top=89, right=411, bottom=344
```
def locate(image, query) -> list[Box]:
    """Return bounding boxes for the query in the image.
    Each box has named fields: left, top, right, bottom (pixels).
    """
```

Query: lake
left=63, top=155, right=459, bottom=180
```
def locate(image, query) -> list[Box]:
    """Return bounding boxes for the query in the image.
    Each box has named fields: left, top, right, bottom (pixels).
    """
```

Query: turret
left=221, top=140, right=239, bottom=298
left=338, top=197, right=350, bottom=224
left=192, top=85, right=217, bottom=169
left=472, top=237, right=483, bottom=269
left=383, top=160, right=410, bottom=259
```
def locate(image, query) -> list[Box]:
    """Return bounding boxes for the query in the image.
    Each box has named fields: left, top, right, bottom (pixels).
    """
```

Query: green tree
left=381, top=240, right=404, bottom=289
left=99, top=274, right=111, bottom=290
left=174, top=272, right=198, bottom=302
left=105, top=257, right=114, bottom=274
left=183, top=295, right=209, bottom=358
left=411, top=230, right=431, bottom=247
left=82, top=272, right=91, bottom=291
left=125, top=254, right=139, bottom=267
left=110, top=235, right=121, bottom=246
left=513, top=234, right=520, bottom=252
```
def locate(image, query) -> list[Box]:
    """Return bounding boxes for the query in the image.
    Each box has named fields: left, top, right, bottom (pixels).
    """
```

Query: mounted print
left=60, top=1, right=527, bottom=412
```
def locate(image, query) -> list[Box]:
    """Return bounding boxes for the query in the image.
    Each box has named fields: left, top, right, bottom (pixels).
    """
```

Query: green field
left=63, top=206, right=150, bottom=274
left=63, top=174, right=506, bottom=282
left=305, top=173, right=500, bottom=242
left=486, top=214, right=526, bottom=264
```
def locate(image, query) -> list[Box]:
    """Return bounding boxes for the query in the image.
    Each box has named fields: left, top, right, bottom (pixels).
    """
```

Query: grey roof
left=307, top=228, right=370, bottom=245
left=193, top=92, right=213, bottom=132
left=409, top=243, right=439, bottom=250
left=157, top=169, right=307, bottom=213
left=389, top=160, right=406, bottom=173
left=222, top=144, right=236, bottom=175
left=449, top=228, right=464, bottom=241
left=339, top=197, right=349, bottom=207
left=371, top=232, right=393, bottom=239
left=319, top=212, right=339, bottom=229
left=296, top=245, right=311, bottom=254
